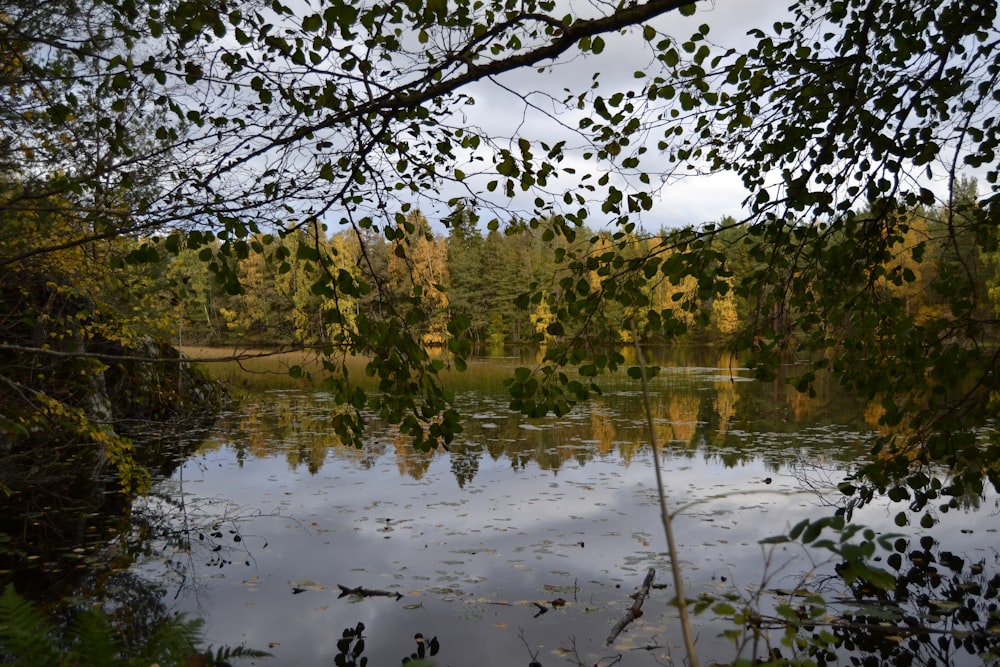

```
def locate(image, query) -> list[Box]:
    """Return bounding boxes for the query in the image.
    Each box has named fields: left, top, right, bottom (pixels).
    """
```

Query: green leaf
left=302, top=13, right=323, bottom=32
left=853, top=563, right=897, bottom=591
left=787, top=518, right=809, bottom=541
left=712, top=602, right=736, bottom=616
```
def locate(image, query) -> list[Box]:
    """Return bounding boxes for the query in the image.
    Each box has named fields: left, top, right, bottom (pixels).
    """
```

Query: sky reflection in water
left=134, top=370, right=998, bottom=666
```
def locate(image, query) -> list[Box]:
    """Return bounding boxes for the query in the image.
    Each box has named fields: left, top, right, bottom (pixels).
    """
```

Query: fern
left=0, top=584, right=61, bottom=667
left=208, top=645, right=274, bottom=664
left=0, top=585, right=268, bottom=666
left=69, top=608, right=121, bottom=666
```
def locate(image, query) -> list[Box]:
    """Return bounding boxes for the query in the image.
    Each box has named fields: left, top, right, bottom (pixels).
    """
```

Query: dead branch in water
left=605, top=567, right=656, bottom=645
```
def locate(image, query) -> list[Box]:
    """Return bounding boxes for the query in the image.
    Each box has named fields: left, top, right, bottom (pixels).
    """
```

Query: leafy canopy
left=2, top=0, right=1000, bottom=499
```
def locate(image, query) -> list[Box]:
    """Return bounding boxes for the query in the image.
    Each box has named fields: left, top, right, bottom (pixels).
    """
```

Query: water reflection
left=0, top=422, right=216, bottom=665
left=132, top=357, right=999, bottom=666
left=198, top=362, right=872, bottom=483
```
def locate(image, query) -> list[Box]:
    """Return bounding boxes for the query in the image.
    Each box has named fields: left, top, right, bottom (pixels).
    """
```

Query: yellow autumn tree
left=0, top=193, right=190, bottom=493
left=530, top=296, right=557, bottom=343
left=878, top=213, right=936, bottom=321
left=711, top=279, right=740, bottom=338
left=651, top=242, right=699, bottom=329
left=387, top=211, right=450, bottom=346
left=218, top=235, right=290, bottom=342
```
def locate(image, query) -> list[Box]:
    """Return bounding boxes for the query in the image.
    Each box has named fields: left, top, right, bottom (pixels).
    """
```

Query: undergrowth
left=0, top=584, right=269, bottom=666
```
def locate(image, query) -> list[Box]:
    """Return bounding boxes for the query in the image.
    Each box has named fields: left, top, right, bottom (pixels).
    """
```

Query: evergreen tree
left=445, top=203, right=488, bottom=342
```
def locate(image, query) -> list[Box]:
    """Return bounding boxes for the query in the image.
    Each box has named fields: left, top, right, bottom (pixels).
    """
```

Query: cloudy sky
left=205, top=0, right=796, bottom=234
left=443, top=0, right=793, bottom=231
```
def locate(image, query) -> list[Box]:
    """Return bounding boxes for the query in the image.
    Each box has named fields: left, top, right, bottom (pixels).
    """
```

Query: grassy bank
left=180, top=346, right=355, bottom=391
left=184, top=346, right=676, bottom=396
left=181, top=346, right=530, bottom=395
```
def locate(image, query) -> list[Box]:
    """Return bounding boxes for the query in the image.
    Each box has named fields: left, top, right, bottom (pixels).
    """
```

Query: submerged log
left=337, top=584, right=403, bottom=600
left=606, top=567, right=656, bottom=645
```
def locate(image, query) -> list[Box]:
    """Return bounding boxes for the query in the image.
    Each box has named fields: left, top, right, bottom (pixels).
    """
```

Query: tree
left=673, top=0, right=1000, bottom=505
left=386, top=211, right=450, bottom=346
left=8, top=3, right=1000, bottom=664
left=4, top=0, right=1000, bottom=485
left=444, top=203, right=488, bottom=342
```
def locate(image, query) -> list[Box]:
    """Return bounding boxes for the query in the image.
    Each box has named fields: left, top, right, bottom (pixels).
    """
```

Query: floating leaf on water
left=543, top=584, right=577, bottom=593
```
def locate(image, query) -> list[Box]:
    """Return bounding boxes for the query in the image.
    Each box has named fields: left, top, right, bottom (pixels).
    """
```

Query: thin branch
left=631, top=320, right=699, bottom=667
left=0, top=342, right=329, bottom=365
left=206, top=0, right=697, bottom=183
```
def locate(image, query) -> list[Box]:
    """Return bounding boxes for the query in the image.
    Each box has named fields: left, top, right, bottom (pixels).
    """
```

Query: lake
left=130, top=351, right=1000, bottom=666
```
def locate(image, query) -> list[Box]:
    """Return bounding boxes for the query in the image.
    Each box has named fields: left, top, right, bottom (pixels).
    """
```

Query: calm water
left=132, top=355, right=1000, bottom=666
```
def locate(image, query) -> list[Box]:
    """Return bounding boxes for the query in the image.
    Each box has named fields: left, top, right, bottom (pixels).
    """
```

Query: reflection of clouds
left=147, top=370, right=891, bottom=664
left=154, top=427, right=855, bottom=665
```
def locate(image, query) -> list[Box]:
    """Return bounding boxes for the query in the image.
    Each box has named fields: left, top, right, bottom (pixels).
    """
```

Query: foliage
left=745, top=518, right=1000, bottom=666
left=0, top=584, right=268, bottom=666
left=4, top=0, right=1000, bottom=614
left=332, top=622, right=439, bottom=667
left=14, top=0, right=1000, bottom=663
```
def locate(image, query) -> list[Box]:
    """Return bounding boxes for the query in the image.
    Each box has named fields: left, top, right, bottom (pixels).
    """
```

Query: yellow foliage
left=33, top=393, right=149, bottom=494
left=387, top=211, right=450, bottom=346
left=713, top=285, right=740, bottom=337
left=530, top=298, right=557, bottom=343
left=0, top=190, right=180, bottom=494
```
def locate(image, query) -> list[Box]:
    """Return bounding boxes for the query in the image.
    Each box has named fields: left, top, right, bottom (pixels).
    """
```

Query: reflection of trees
left=590, top=407, right=615, bottom=455
left=72, top=569, right=176, bottom=653
left=199, top=366, right=871, bottom=485
left=208, top=393, right=378, bottom=472
left=393, top=437, right=435, bottom=479
left=0, top=421, right=207, bottom=601
left=714, top=369, right=737, bottom=437
left=130, top=472, right=285, bottom=605
left=448, top=441, right=482, bottom=488
left=1, top=462, right=215, bottom=661
left=654, top=392, right=701, bottom=447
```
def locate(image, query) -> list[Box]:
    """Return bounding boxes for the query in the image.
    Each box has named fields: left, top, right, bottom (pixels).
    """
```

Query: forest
left=153, top=184, right=991, bottom=352
left=3, top=0, right=1000, bottom=663
left=2, top=0, right=997, bottom=457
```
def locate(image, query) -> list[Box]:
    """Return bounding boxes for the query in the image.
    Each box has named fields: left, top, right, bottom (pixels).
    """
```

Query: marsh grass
left=181, top=346, right=349, bottom=392
left=181, top=346, right=528, bottom=396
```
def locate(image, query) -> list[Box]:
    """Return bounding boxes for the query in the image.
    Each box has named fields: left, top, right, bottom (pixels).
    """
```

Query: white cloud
left=432, top=0, right=790, bottom=229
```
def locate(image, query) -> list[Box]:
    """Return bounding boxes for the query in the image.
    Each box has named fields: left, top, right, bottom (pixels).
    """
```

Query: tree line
left=144, top=176, right=992, bottom=359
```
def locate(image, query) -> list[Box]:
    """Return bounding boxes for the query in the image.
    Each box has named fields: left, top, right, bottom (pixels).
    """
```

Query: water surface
left=134, top=357, right=999, bottom=666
